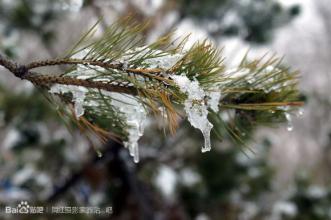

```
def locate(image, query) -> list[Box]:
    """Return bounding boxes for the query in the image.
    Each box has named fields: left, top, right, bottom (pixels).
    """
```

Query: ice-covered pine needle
left=2, top=18, right=302, bottom=163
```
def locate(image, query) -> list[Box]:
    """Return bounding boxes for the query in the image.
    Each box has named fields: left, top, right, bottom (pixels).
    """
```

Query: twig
left=0, top=54, right=140, bottom=96
left=25, top=73, right=138, bottom=95
left=0, top=54, right=29, bottom=79
left=27, top=58, right=165, bottom=76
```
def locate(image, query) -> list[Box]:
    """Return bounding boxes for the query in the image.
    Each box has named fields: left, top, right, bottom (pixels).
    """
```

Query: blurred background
left=0, top=0, right=330, bottom=219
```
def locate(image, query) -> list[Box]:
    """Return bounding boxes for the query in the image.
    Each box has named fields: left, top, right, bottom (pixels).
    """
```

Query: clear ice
left=51, top=47, right=225, bottom=160
left=206, top=90, right=221, bottom=112
left=50, top=84, right=88, bottom=118
left=285, top=113, right=293, bottom=132
left=120, top=47, right=184, bottom=70
left=50, top=85, right=147, bottom=162
left=172, top=75, right=214, bottom=152
left=106, top=92, right=147, bottom=163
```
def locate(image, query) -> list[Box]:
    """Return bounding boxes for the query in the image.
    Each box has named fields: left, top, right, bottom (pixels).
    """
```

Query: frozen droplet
left=173, top=75, right=214, bottom=153
left=285, top=113, right=293, bottom=132
left=50, top=84, right=88, bottom=118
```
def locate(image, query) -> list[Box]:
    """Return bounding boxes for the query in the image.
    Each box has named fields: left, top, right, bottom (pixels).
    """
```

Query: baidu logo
left=5, top=201, right=43, bottom=214
left=17, top=201, right=30, bottom=214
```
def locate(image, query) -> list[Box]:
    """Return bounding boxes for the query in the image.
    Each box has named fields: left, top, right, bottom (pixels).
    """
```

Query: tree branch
left=0, top=54, right=29, bottom=78
left=26, top=73, right=138, bottom=95
left=27, top=58, right=164, bottom=74
left=0, top=54, right=141, bottom=96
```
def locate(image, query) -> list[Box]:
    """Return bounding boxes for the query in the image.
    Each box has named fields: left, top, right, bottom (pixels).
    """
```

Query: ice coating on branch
left=49, top=84, right=88, bottom=118
left=120, top=47, right=184, bottom=69
left=144, top=53, right=183, bottom=69
left=49, top=83, right=147, bottom=163
left=172, top=75, right=213, bottom=152
left=107, top=92, right=147, bottom=163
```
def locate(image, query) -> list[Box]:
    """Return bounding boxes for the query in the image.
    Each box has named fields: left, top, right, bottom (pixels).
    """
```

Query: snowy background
left=0, top=0, right=331, bottom=219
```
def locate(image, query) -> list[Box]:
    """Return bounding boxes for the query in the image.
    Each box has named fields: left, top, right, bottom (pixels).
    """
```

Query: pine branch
left=0, top=19, right=304, bottom=163
left=26, top=73, right=138, bottom=95
left=26, top=58, right=167, bottom=80
left=0, top=54, right=29, bottom=78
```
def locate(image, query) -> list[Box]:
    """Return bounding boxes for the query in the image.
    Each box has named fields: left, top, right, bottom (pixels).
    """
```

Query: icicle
left=172, top=75, right=213, bottom=152
left=285, top=113, right=293, bottom=131
left=133, top=143, right=139, bottom=163
left=104, top=92, right=147, bottom=163
left=73, top=88, right=87, bottom=117
left=202, top=127, right=212, bottom=153
left=50, top=84, right=88, bottom=118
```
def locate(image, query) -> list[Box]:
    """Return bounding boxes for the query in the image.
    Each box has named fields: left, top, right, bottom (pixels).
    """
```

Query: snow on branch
left=0, top=18, right=303, bottom=163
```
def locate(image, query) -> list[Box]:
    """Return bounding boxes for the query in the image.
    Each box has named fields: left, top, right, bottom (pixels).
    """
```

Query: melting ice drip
left=285, top=112, right=293, bottom=131
left=111, top=48, right=183, bottom=162
left=49, top=47, right=223, bottom=161
left=49, top=48, right=184, bottom=163
left=50, top=84, right=88, bottom=118
left=108, top=93, right=147, bottom=163
left=172, top=75, right=220, bottom=153
left=50, top=84, right=147, bottom=163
